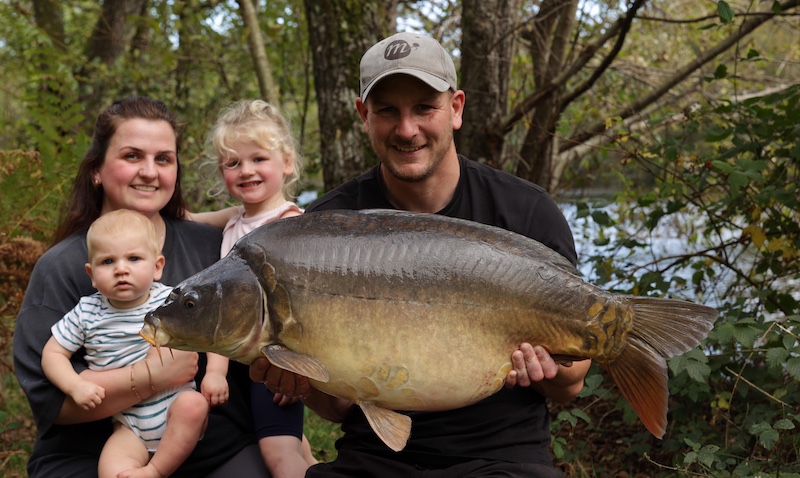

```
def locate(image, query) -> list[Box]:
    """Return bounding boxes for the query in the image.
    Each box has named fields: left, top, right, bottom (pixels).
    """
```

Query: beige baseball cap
left=360, top=32, right=457, bottom=101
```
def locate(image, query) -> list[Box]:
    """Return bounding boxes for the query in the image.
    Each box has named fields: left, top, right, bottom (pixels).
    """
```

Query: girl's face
left=94, top=119, right=178, bottom=220
left=221, top=139, right=294, bottom=216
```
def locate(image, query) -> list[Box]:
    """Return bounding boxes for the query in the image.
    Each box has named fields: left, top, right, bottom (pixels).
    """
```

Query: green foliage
left=576, top=81, right=800, bottom=474
left=717, top=1, right=735, bottom=24
left=0, top=6, right=90, bottom=242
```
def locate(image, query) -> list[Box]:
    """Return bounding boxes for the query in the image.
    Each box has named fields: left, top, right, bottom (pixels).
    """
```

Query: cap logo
left=384, top=40, right=418, bottom=60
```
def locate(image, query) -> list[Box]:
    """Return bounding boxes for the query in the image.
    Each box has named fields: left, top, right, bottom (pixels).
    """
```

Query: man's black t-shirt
left=306, top=155, right=577, bottom=466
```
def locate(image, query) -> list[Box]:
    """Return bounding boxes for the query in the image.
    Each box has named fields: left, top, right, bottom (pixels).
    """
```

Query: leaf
left=749, top=421, right=771, bottom=435
left=698, top=445, right=720, bottom=467
left=733, top=325, right=760, bottom=347
left=774, top=418, right=795, bottom=431
left=765, top=347, right=789, bottom=367
left=684, top=437, right=701, bottom=450
left=787, top=357, right=800, bottom=381
left=551, top=436, right=567, bottom=459
left=591, top=209, right=613, bottom=227
left=570, top=408, right=592, bottom=424
left=728, top=171, right=749, bottom=194
left=556, top=410, right=578, bottom=427
left=685, top=358, right=711, bottom=383
left=713, top=64, right=728, bottom=79
left=743, top=225, right=766, bottom=248
left=717, top=1, right=735, bottom=23
left=758, top=428, right=780, bottom=449
left=706, top=127, right=731, bottom=142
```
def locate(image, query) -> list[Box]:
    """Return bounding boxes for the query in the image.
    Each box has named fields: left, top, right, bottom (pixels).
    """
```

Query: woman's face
left=95, top=119, right=178, bottom=219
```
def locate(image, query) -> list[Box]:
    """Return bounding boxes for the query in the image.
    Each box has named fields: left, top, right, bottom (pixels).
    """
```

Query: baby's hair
left=86, top=209, right=161, bottom=260
left=207, top=99, right=303, bottom=198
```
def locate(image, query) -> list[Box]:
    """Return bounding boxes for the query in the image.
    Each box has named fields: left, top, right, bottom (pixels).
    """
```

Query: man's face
left=357, top=75, right=464, bottom=183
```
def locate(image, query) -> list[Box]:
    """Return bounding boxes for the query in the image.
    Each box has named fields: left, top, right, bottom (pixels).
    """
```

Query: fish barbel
left=140, top=209, right=718, bottom=451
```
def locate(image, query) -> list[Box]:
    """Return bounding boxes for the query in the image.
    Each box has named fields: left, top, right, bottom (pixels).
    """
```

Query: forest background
left=1, top=0, right=799, bottom=476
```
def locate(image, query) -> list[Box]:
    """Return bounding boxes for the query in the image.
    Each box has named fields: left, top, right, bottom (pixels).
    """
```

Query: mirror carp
left=140, top=209, right=718, bottom=452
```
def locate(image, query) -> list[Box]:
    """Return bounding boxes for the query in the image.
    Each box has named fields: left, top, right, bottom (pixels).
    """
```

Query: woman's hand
left=146, top=346, right=198, bottom=391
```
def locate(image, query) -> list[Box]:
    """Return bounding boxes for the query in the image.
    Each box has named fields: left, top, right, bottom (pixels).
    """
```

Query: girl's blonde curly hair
left=207, top=99, right=303, bottom=198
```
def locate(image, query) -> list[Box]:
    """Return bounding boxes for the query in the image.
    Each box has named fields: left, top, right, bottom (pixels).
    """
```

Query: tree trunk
left=514, top=0, right=577, bottom=190
left=32, top=0, right=65, bottom=51
left=304, top=0, right=397, bottom=192
left=237, top=0, right=279, bottom=105
left=458, top=0, right=520, bottom=169
left=77, top=0, right=148, bottom=120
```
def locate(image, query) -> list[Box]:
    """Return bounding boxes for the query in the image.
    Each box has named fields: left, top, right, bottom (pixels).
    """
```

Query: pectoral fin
left=261, top=344, right=330, bottom=383
left=357, top=400, right=411, bottom=452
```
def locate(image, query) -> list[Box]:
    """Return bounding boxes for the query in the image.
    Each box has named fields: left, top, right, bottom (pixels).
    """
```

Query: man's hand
left=505, top=342, right=590, bottom=403
left=249, top=356, right=312, bottom=400
left=505, top=343, right=564, bottom=388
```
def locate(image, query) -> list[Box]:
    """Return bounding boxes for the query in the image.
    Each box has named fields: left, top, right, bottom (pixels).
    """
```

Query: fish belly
left=277, top=289, right=592, bottom=411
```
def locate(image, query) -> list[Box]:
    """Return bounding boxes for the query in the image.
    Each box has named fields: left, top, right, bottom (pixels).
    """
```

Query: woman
left=13, top=96, right=269, bottom=477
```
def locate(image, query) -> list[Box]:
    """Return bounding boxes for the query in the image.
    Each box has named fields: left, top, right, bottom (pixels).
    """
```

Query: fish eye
left=183, top=290, right=199, bottom=309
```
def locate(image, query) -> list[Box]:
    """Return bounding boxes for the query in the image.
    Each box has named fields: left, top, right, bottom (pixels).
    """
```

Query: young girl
left=191, top=100, right=316, bottom=478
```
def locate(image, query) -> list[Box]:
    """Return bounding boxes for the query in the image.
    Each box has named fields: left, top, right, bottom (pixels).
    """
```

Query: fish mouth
left=140, top=313, right=172, bottom=354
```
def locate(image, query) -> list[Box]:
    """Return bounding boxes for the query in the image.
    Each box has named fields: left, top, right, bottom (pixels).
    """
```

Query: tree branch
left=499, top=1, right=631, bottom=133
left=559, top=0, right=648, bottom=111
left=237, top=0, right=279, bottom=105
left=560, top=0, right=800, bottom=153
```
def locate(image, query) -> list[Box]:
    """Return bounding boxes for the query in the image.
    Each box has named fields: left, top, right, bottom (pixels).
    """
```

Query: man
left=251, top=32, right=591, bottom=477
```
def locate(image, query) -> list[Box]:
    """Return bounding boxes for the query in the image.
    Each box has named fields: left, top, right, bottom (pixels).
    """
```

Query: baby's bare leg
left=123, top=390, right=210, bottom=478
left=99, top=423, right=150, bottom=478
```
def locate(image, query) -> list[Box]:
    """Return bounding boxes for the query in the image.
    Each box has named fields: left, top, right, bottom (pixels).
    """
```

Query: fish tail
left=604, top=297, right=718, bottom=438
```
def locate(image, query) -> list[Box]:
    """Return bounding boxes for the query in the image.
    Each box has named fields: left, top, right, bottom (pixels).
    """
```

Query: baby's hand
left=201, top=372, right=229, bottom=406
left=71, top=380, right=106, bottom=410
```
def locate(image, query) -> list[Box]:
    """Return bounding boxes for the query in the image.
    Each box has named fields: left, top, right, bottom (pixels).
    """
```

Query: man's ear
left=451, top=90, right=466, bottom=131
left=355, top=97, right=369, bottom=133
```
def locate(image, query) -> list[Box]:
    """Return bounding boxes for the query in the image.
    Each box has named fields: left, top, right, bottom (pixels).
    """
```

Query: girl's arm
left=187, top=206, right=240, bottom=229
left=201, top=353, right=230, bottom=406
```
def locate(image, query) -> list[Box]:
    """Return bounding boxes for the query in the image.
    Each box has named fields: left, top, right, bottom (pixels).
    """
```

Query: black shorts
left=306, top=450, right=564, bottom=478
left=204, top=444, right=270, bottom=478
